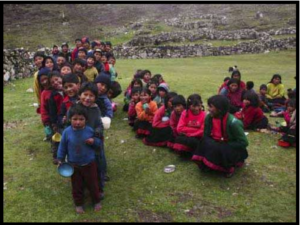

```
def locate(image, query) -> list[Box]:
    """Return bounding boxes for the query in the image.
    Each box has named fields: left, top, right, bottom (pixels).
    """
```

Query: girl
left=171, top=94, right=206, bottom=154
left=219, top=70, right=246, bottom=94
left=192, top=95, right=248, bottom=178
left=277, top=109, right=296, bottom=148
left=167, top=95, right=186, bottom=149
left=271, top=99, right=296, bottom=130
left=143, top=92, right=178, bottom=147
left=152, top=74, right=168, bottom=86
left=147, top=79, right=159, bottom=100
left=134, top=88, right=158, bottom=138
left=140, top=70, right=152, bottom=88
left=153, top=83, right=169, bottom=108
left=123, top=78, right=143, bottom=112
left=221, top=78, right=244, bottom=114
left=266, top=74, right=286, bottom=106
left=235, top=91, right=269, bottom=130
left=42, top=56, right=59, bottom=72
left=128, top=88, right=141, bottom=127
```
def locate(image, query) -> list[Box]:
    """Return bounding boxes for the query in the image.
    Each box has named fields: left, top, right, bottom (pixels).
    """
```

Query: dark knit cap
left=37, top=67, right=51, bottom=82
left=260, top=84, right=267, bottom=90
left=94, top=73, right=111, bottom=89
left=63, top=73, right=79, bottom=84
left=73, top=58, right=87, bottom=67
left=91, top=40, right=100, bottom=49
left=78, top=47, right=87, bottom=55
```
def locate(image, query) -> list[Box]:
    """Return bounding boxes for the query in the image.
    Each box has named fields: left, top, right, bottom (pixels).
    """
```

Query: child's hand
left=85, top=138, right=94, bottom=145
left=57, top=160, right=62, bottom=168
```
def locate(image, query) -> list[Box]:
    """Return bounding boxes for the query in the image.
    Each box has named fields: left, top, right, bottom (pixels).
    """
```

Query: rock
left=3, top=72, right=10, bottom=81
left=26, top=88, right=34, bottom=93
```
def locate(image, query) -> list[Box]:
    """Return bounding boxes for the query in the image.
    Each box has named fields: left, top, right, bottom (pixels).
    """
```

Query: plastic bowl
left=58, top=162, right=74, bottom=178
left=164, top=165, right=176, bottom=173
left=52, top=132, right=62, bottom=142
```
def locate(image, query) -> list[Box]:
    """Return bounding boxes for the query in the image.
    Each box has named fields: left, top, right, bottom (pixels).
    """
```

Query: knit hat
left=157, top=83, right=169, bottom=93
left=63, top=73, right=79, bottom=84
left=260, top=84, right=267, bottom=90
left=91, top=40, right=101, bottom=49
left=94, top=73, right=111, bottom=89
left=78, top=47, right=87, bottom=55
left=73, top=58, right=86, bottom=67
left=37, top=67, right=51, bottom=82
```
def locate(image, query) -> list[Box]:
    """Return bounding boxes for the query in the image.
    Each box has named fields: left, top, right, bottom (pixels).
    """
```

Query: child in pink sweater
left=143, top=92, right=178, bottom=146
left=172, top=94, right=206, bottom=154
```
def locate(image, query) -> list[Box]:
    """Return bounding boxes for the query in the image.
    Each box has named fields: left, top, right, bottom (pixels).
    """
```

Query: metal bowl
left=58, top=162, right=74, bottom=178
left=164, top=165, right=176, bottom=173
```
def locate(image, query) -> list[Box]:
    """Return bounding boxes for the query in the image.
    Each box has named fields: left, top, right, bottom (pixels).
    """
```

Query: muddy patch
left=3, top=121, right=20, bottom=130
left=137, top=210, right=173, bottom=222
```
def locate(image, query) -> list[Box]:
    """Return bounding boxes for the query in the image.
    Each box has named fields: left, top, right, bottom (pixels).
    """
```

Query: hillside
left=3, top=4, right=296, bottom=50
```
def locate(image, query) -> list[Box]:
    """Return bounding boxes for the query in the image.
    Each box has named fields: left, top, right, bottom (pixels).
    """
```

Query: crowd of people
left=32, top=35, right=297, bottom=214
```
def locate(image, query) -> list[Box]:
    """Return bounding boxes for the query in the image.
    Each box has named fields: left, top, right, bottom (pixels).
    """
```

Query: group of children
left=33, top=37, right=122, bottom=214
left=122, top=67, right=297, bottom=179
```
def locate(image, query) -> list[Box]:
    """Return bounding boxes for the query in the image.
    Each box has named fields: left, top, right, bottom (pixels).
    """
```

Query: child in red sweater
left=235, top=91, right=268, bottom=130
left=143, top=92, right=178, bottom=146
left=128, top=88, right=141, bottom=127
left=172, top=94, right=206, bottom=154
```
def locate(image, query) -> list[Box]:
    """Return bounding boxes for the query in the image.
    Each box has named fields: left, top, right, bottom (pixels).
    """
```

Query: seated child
left=123, top=78, right=143, bottom=112
left=134, top=88, right=158, bottom=138
left=192, top=95, right=248, bottom=178
left=235, top=91, right=268, bottom=130
left=266, top=74, right=286, bottom=108
left=143, top=92, right=178, bottom=147
left=218, top=77, right=230, bottom=93
left=219, top=70, right=246, bottom=94
left=246, top=81, right=255, bottom=94
left=128, top=88, right=141, bottom=127
left=140, top=70, right=152, bottom=88
left=153, top=83, right=169, bottom=108
left=258, top=84, right=270, bottom=113
left=147, top=79, right=159, bottom=100
left=57, top=104, right=102, bottom=214
left=172, top=94, right=206, bottom=154
left=277, top=109, right=296, bottom=148
left=167, top=95, right=186, bottom=149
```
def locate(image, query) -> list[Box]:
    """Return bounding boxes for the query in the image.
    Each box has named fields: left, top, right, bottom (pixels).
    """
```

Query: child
left=84, top=56, right=99, bottom=82
left=140, top=70, right=152, bottom=88
left=58, top=74, right=80, bottom=129
left=73, top=58, right=88, bottom=84
left=57, top=104, right=102, bottom=214
left=61, top=43, right=71, bottom=63
left=51, top=45, right=60, bottom=61
left=105, top=41, right=113, bottom=54
left=246, top=81, right=255, bottom=94
left=218, top=77, right=230, bottom=93
left=152, top=74, right=167, bottom=86
left=60, top=63, right=73, bottom=76
left=153, top=83, right=169, bottom=108
left=128, top=88, right=141, bottom=127
left=82, top=37, right=91, bottom=51
left=221, top=78, right=243, bottom=114
left=134, top=88, right=158, bottom=138
left=172, top=94, right=206, bottom=154
left=266, top=74, right=286, bottom=107
left=235, top=91, right=269, bottom=130
left=107, top=81, right=122, bottom=112
left=258, top=84, right=270, bottom=113
left=94, top=74, right=113, bottom=119
left=42, top=56, right=58, bottom=72
left=77, top=47, right=87, bottom=60
left=56, top=53, right=66, bottom=70
left=192, top=95, right=248, bottom=178
left=93, top=49, right=104, bottom=73
left=277, top=109, right=296, bottom=148
left=147, top=79, right=159, bottom=100
left=167, top=95, right=186, bottom=149
left=271, top=98, right=296, bottom=126
left=219, top=70, right=246, bottom=94
left=69, top=82, right=105, bottom=197
left=71, top=38, right=82, bottom=62
left=33, top=51, right=45, bottom=108
left=143, top=92, right=177, bottom=147
left=108, top=55, right=117, bottom=81
left=123, top=78, right=143, bottom=112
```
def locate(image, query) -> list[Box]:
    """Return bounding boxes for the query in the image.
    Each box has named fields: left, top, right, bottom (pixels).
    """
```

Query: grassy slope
left=4, top=50, right=296, bottom=222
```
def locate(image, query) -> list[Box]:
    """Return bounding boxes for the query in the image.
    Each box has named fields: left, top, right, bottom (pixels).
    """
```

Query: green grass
left=4, top=50, right=296, bottom=222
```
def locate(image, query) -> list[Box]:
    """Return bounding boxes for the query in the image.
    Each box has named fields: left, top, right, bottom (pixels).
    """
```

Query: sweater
left=177, top=110, right=206, bottom=138
left=40, top=89, right=52, bottom=125
left=84, top=67, right=99, bottom=82
left=240, top=106, right=265, bottom=129
left=204, top=113, right=249, bottom=150
left=152, top=105, right=171, bottom=128
left=135, top=101, right=158, bottom=122
left=96, top=94, right=113, bottom=118
left=128, top=101, right=138, bottom=122
left=169, top=111, right=181, bottom=137
left=33, top=70, right=41, bottom=105
left=57, top=126, right=101, bottom=166
left=58, top=95, right=78, bottom=127
left=266, top=83, right=285, bottom=99
left=48, top=90, right=64, bottom=126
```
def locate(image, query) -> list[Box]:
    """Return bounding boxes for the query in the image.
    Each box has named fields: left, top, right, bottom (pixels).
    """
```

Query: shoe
left=75, top=206, right=85, bottom=214
left=94, top=203, right=102, bottom=212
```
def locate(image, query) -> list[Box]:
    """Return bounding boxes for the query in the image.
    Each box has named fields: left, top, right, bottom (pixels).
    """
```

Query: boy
left=51, top=45, right=60, bottom=62
left=56, top=53, right=66, bottom=70
left=93, top=49, right=104, bottom=73
left=77, top=47, right=87, bottom=60
left=84, top=55, right=99, bottom=82
left=60, top=63, right=73, bottom=76
left=57, top=104, right=102, bottom=214
left=61, top=43, right=71, bottom=63
left=71, top=38, right=82, bottom=62
left=73, top=58, right=88, bottom=84
left=33, top=51, right=46, bottom=108
left=258, top=84, right=270, bottom=113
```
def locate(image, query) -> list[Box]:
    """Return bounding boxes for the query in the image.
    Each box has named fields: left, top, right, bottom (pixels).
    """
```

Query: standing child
left=128, top=88, right=141, bottom=127
left=71, top=38, right=82, bottom=62
left=143, top=92, right=178, bottom=147
left=235, top=91, right=269, bottom=130
left=73, top=59, right=88, bottom=84
left=93, top=49, right=104, bottom=73
left=172, top=94, right=206, bottom=154
left=61, top=43, right=72, bottom=63
left=77, top=47, right=87, bottom=61
left=42, top=56, right=58, bottom=72
left=56, top=53, right=66, bottom=71
left=57, top=105, right=102, bottom=214
left=153, top=83, right=169, bottom=108
left=192, top=95, right=248, bottom=178
left=60, top=63, right=73, bottom=76
left=51, top=45, right=60, bottom=62
left=84, top=56, right=99, bottom=82
left=167, top=95, right=186, bottom=149
left=134, top=88, right=158, bottom=138
left=33, top=51, right=46, bottom=109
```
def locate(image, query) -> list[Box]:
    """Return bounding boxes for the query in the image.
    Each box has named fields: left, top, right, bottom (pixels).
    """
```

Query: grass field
left=4, top=50, right=297, bottom=222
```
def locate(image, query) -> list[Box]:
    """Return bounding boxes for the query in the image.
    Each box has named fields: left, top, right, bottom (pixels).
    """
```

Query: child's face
left=159, top=90, right=167, bottom=98
left=131, top=92, right=140, bottom=102
left=174, top=104, right=185, bottom=115
left=45, top=59, right=54, bottom=70
left=40, top=75, right=50, bottom=89
left=87, top=58, right=95, bottom=67
left=96, top=83, right=108, bottom=95
left=148, top=84, right=157, bottom=94
left=229, top=83, right=238, bottom=92
left=78, top=51, right=86, bottom=59
left=101, top=56, right=107, bottom=63
left=190, top=104, right=201, bottom=115
left=76, top=41, right=82, bottom=48
left=273, top=78, right=281, bottom=85
left=140, top=93, right=150, bottom=104
left=260, top=88, right=267, bottom=95
left=62, top=46, right=68, bottom=52
left=83, top=43, right=90, bottom=49
left=208, top=104, right=219, bottom=118
left=143, top=73, right=151, bottom=82
left=232, top=74, right=240, bottom=80
left=53, top=47, right=59, bottom=54
left=105, top=45, right=112, bottom=52
left=50, top=76, right=63, bottom=91
left=73, top=63, right=83, bottom=73
left=34, top=56, right=44, bottom=68
left=108, top=58, right=115, bottom=65
left=71, top=114, right=86, bottom=130
left=57, top=57, right=66, bottom=67
left=167, top=98, right=174, bottom=109
left=63, top=82, right=80, bottom=97
left=94, top=52, right=101, bottom=61
left=61, top=66, right=72, bottom=76
left=79, top=90, right=96, bottom=107
left=243, top=99, right=250, bottom=106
